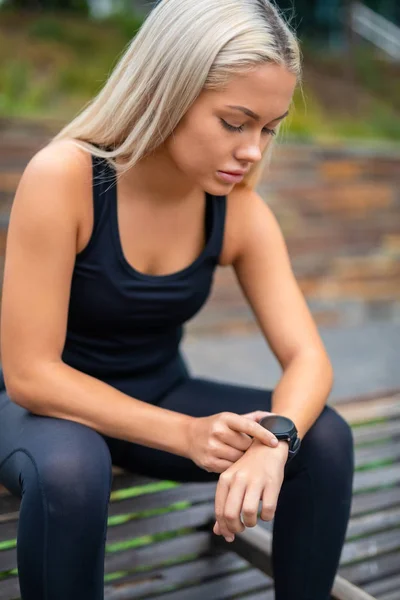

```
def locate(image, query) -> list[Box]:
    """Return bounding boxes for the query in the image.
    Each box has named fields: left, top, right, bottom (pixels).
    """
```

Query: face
left=165, top=62, right=297, bottom=194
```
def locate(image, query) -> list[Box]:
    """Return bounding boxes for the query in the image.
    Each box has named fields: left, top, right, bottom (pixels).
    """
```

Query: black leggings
left=0, top=376, right=354, bottom=600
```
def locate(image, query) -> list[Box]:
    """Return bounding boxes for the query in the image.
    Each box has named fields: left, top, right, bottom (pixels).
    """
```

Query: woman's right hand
left=187, top=411, right=279, bottom=473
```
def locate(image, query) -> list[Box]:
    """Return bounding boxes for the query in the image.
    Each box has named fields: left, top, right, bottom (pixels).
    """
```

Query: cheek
left=170, top=124, right=224, bottom=172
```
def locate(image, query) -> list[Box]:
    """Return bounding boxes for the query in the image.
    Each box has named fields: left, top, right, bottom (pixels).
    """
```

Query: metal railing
left=351, top=1, right=400, bottom=60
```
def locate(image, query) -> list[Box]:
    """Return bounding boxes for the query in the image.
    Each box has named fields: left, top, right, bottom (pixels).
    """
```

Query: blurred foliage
left=0, top=0, right=89, bottom=13
left=0, top=8, right=400, bottom=143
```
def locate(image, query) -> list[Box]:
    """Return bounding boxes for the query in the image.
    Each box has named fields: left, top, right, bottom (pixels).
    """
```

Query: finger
left=260, top=481, right=281, bottom=522
left=223, top=476, right=247, bottom=535
left=227, top=414, right=279, bottom=448
left=215, top=475, right=234, bottom=541
left=208, top=458, right=235, bottom=474
left=214, top=442, right=245, bottom=463
left=242, top=411, right=275, bottom=422
left=242, top=484, right=264, bottom=528
left=216, top=430, right=252, bottom=453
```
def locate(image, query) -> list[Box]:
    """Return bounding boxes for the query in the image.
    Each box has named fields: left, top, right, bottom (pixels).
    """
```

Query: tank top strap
left=208, top=194, right=227, bottom=262
left=90, top=152, right=116, bottom=235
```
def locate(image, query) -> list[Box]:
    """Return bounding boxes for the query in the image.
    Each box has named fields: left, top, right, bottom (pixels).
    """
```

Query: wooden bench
left=1, top=392, right=399, bottom=600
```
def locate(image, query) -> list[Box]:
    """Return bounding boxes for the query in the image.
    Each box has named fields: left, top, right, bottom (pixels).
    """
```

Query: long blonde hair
left=53, top=0, right=301, bottom=189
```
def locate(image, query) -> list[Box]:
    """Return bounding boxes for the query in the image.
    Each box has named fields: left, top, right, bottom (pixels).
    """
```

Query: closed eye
left=220, top=118, right=276, bottom=137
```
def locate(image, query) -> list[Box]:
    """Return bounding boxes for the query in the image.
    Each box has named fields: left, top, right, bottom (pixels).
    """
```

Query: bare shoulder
left=24, top=139, right=92, bottom=197
left=219, top=185, right=279, bottom=266
left=14, top=139, right=93, bottom=246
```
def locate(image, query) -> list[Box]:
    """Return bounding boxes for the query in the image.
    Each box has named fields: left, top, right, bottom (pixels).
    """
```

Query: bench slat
left=106, top=502, right=215, bottom=545
left=337, top=395, right=400, bottom=424
left=0, top=547, right=15, bottom=572
left=216, top=524, right=377, bottom=600
left=0, top=576, right=19, bottom=599
left=0, top=480, right=217, bottom=519
left=341, top=529, right=400, bottom=564
left=355, top=442, right=400, bottom=468
left=351, top=487, right=400, bottom=517
left=364, top=573, right=400, bottom=597
left=340, top=550, right=400, bottom=586
left=352, top=421, right=400, bottom=445
left=105, top=531, right=211, bottom=574
left=346, top=507, right=400, bottom=538
left=353, top=465, right=400, bottom=493
left=0, top=499, right=217, bottom=545
left=378, top=591, right=400, bottom=600
left=106, top=566, right=272, bottom=600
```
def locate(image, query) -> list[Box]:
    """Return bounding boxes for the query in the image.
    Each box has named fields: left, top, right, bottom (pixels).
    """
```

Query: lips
left=221, top=171, right=246, bottom=176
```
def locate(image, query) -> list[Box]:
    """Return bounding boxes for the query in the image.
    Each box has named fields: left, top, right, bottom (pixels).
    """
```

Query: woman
left=0, top=0, right=354, bottom=598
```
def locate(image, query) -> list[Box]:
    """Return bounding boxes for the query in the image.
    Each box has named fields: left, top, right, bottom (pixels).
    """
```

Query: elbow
left=5, top=375, right=35, bottom=410
left=294, top=347, right=334, bottom=391
left=2, top=366, right=46, bottom=413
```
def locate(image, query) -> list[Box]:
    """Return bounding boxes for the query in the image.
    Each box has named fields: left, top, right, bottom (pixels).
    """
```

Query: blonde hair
left=52, top=0, right=301, bottom=189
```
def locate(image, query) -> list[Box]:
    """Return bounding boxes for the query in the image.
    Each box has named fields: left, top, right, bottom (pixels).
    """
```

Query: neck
left=116, top=144, right=202, bottom=205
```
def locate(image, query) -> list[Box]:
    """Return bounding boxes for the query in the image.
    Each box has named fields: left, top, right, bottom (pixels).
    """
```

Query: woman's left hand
left=213, top=440, right=289, bottom=542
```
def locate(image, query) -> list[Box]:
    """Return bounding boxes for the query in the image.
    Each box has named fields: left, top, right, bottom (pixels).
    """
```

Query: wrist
left=251, top=438, right=289, bottom=461
left=183, top=415, right=197, bottom=459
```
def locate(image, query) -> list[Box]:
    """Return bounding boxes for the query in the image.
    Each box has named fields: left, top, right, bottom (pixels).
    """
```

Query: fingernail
left=226, top=536, right=234, bottom=542
left=272, top=438, right=278, bottom=446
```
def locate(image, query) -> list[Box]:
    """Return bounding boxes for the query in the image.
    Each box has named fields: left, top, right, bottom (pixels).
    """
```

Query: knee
left=301, top=405, right=354, bottom=474
left=21, top=425, right=113, bottom=518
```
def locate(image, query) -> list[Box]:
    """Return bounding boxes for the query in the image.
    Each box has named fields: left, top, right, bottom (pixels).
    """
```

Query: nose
left=235, top=140, right=263, bottom=165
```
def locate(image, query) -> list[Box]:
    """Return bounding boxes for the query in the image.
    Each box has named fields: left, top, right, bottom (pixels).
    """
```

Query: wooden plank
left=0, top=546, right=16, bottom=572
left=108, top=482, right=216, bottom=519
left=339, top=551, right=400, bottom=586
left=333, top=390, right=400, bottom=409
left=346, top=507, right=400, bottom=539
left=355, top=442, right=400, bottom=468
left=353, top=421, right=400, bottom=445
left=351, top=487, right=400, bottom=517
left=0, top=576, right=19, bottom=600
left=379, top=591, right=400, bottom=600
left=105, top=531, right=212, bottom=575
left=364, top=573, right=400, bottom=597
left=0, top=481, right=217, bottom=525
left=353, top=465, right=400, bottom=493
left=106, top=503, right=215, bottom=545
left=0, top=502, right=216, bottom=548
left=341, top=529, right=400, bottom=564
left=337, top=394, right=400, bottom=425
left=106, top=566, right=272, bottom=600
left=228, top=591, right=274, bottom=600
left=214, top=524, right=377, bottom=600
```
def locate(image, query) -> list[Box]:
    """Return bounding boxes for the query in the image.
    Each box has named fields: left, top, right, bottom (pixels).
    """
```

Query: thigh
left=114, top=377, right=273, bottom=483
left=0, top=391, right=112, bottom=499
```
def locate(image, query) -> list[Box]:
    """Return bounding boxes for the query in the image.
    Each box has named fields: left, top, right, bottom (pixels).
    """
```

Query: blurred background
left=0, top=0, right=399, bottom=396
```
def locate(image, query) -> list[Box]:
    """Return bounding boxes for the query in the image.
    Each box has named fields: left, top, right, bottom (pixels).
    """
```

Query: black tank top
left=61, top=153, right=227, bottom=403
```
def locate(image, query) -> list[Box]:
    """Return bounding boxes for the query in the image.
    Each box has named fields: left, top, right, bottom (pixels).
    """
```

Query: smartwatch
left=259, top=415, right=301, bottom=462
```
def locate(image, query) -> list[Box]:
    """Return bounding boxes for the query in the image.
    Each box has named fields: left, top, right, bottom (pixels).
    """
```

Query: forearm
left=270, top=350, right=334, bottom=439
left=8, top=361, right=194, bottom=458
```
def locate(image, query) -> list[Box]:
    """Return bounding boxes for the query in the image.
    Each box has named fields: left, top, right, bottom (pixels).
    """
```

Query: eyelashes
left=220, top=118, right=276, bottom=137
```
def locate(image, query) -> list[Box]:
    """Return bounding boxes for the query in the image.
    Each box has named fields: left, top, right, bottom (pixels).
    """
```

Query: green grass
left=1, top=9, right=400, bottom=142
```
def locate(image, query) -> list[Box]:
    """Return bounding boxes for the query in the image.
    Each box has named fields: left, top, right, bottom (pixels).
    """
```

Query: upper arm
left=0, top=141, right=89, bottom=398
left=229, top=187, right=328, bottom=368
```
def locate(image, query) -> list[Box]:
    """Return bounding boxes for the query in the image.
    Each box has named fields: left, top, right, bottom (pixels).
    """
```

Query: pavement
left=182, top=320, right=400, bottom=404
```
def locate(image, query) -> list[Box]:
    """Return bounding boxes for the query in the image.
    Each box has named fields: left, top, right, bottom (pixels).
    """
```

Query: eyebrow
left=225, top=105, right=289, bottom=122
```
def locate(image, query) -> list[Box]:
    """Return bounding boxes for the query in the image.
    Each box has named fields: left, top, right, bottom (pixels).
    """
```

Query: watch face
left=263, top=415, right=294, bottom=434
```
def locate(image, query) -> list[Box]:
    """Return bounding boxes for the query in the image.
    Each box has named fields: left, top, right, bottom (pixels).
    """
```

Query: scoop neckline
left=109, top=173, right=216, bottom=282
